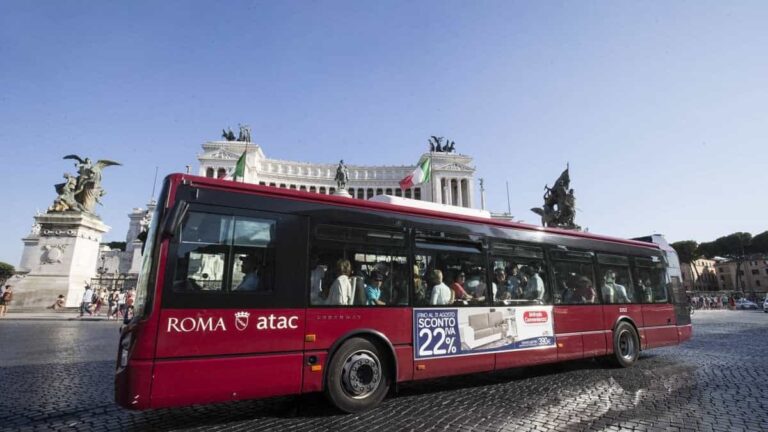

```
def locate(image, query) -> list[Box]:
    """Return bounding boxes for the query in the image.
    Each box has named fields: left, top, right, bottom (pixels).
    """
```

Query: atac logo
left=234, top=311, right=250, bottom=331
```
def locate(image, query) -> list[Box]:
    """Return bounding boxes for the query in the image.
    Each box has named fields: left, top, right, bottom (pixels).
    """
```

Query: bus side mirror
left=162, top=201, right=189, bottom=238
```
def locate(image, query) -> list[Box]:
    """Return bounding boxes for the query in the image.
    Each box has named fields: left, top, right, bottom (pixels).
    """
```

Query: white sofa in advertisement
left=460, top=311, right=505, bottom=349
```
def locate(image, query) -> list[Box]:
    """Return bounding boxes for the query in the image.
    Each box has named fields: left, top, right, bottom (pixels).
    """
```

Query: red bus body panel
left=151, top=353, right=304, bottom=408
left=155, top=309, right=305, bottom=358
left=553, top=305, right=606, bottom=359
left=496, top=347, right=558, bottom=369
left=642, top=304, right=678, bottom=348
left=148, top=308, right=306, bottom=409
left=413, top=353, right=495, bottom=380
left=303, top=308, right=412, bottom=349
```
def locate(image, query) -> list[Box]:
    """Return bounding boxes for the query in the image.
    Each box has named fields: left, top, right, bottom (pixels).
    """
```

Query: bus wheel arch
left=323, top=331, right=396, bottom=413
left=611, top=319, right=640, bottom=368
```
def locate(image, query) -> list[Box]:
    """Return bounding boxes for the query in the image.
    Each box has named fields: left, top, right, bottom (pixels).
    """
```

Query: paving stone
left=1, top=311, right=767, bottom=431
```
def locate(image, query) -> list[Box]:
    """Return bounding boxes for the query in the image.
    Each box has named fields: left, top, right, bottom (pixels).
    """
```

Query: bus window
left=597, top=254, right=634, bottom=304
left=551, top=251, right=597, bottom=305
left=490, top=243, right=548, bottom=306
left=635, top=257, right=667, bottom=303
left=414, top=241, right=486, bottom=307
left=229, top=217, right=276, bottom=293
left=172, top=212, right=231, bottom=292
left=310, top=225, right=408, bottom=306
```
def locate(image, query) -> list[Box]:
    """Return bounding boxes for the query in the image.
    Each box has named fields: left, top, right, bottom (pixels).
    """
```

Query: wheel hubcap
left=618, top=330, right=635, bottom=361
left=341, top=350, right=381, bottom=399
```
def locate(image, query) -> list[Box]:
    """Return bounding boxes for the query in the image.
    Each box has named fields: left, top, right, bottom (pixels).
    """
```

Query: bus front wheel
left=612, top=322, right=639, bottom=367
left=325, top=337, right=390, bottom=413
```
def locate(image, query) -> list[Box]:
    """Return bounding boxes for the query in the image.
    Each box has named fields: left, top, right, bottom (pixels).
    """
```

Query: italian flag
left=399, top=157, right=431, bottom=189
left=226, top=151, right=247, bottom=181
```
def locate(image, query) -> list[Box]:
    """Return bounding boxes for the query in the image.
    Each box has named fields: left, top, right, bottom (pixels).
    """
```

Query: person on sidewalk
left=0, top=285, right=13, bottom=317
left=108, top=290, right=119, bottom=320
left=91, top=290, right=105, bottom=315
left=80, top=284, right=94, bottom=317
left=47, top=294, right=66, bottom=311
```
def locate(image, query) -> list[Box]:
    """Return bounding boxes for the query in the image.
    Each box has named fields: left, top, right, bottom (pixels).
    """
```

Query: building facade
left=197, top=140, right=477, bottom=207
left=93, top=200, right=155, bottom=291
left=680, top=258, right=719, bottom=292
left=715, top=256, right=768, bottom=293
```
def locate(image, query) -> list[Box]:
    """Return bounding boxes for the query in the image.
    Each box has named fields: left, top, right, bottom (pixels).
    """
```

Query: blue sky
left=1, top=1, right=767, bottom=266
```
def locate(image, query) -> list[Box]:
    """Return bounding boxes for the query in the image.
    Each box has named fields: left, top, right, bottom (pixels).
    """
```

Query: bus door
left=596, top=254, right=644, bottom=351
left=635, top=257, right=678, bottom=348
left=490, top=242, right=557, bottom=369
left=411, top=234, right=495, bottom=380
left=551, top=250, right=607, bottom=360
left=152, top=208, right=308, bottom=408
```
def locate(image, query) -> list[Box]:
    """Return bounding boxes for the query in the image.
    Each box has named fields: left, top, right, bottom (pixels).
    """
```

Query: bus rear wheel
left=612, top=322, right=639, bottom=367
left=325, top=337, right=390, bottom=413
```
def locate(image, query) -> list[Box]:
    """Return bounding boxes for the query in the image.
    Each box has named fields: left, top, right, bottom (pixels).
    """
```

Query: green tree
left=671, top=241, right=700, bottom=263
left=699, top=232, right=753, bottom=258
left=104, top=241, right=127, bottom=251
left=672, top=241, right=702, bottom=290
left=0, top=262, right=15, bottom=286
left=749, top=231, right=768, bottom=254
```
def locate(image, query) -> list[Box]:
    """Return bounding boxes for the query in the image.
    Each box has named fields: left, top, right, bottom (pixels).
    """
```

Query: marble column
left=456, top=179, right=464, bottom=207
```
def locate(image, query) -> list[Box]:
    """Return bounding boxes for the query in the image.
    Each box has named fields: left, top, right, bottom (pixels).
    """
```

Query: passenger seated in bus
left=601, top=269, right=630, bottom=303
left=523, top=265, right=545, bottom=302
left=365, top=271, right=386, bottom=305
left=235, top=253, right=262, bottom=291
left=450, top=271, right=473, bottom=301
left=429, top=269, right=453, bottom=305
left=573, top=276, right=597, bottom=303
left=328, top=259, right=353, bottom=305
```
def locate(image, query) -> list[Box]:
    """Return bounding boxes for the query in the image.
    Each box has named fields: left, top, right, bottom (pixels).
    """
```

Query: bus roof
left=174, top=174, right=659, bottom=251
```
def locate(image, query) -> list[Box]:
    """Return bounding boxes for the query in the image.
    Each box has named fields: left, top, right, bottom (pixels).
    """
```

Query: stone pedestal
left=13, top=212, right=110, bottom=310
left=333, top=189, right=352, bottom=198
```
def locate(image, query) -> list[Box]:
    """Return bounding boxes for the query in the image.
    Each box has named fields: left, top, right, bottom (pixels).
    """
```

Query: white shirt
left=602, top=282, right=630, bottom=303
left=525, top=273, right=545, bottom=301
left=430, top=282, right=452, bottom=305
left=328, top=275, right=353, bottom=306
left=82, top=288, right=93, bottom=303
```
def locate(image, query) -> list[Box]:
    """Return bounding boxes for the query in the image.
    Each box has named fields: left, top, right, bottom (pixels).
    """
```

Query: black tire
left=325, top=337, right=390, bottom=413
left=612, top=322, right=640, bottom=368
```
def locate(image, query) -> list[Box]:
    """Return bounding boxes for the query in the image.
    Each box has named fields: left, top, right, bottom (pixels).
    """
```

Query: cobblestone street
left=1, top=311, right=767, bottom=431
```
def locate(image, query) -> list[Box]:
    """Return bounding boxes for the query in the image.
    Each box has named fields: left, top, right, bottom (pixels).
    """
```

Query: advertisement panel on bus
left=414, top=306, right=555, bottom=359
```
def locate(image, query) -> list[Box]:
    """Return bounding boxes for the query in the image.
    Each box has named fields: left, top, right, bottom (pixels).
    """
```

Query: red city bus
left=115, top=174, right=692, bottom=412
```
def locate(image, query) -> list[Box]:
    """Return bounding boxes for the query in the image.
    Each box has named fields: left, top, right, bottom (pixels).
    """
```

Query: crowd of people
left=687, top=293, right=766, bottom=310
left=0, top=283, right=134, bottom=320
left=75, top=285, right=135, bottom=319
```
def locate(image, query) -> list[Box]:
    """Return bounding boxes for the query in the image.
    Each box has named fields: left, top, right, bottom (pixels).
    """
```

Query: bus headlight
left=120, top=336, right=131, bottom=368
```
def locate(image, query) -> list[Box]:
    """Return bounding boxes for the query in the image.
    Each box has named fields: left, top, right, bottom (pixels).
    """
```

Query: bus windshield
left=132, top=198, right=163, bottom=320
